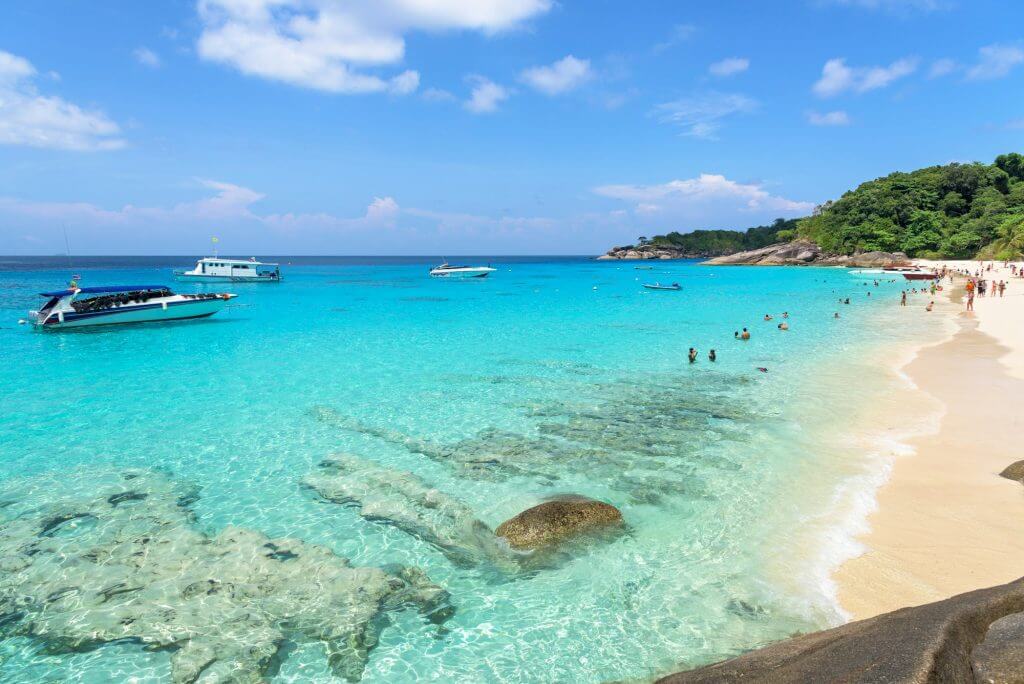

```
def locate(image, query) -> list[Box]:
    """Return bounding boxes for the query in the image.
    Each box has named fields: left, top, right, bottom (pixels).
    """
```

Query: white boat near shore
left=28, top=285, right=236, bottom=329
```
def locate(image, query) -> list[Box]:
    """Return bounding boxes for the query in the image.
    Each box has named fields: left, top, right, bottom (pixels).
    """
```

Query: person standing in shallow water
left=901, top=291, right=907, bottom=306
left=709, top=349, right=716, bottom=362
left=688, top=347, right=698, bottom=363
left=740, top=328, right=750, bottom=340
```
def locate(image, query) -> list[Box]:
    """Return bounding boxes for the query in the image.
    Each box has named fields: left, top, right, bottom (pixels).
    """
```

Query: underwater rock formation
left=304, top=454, right=511, bottom=569
left=0, top=469, right=451, bottom=683
left=304, top=455, right=626, bottom=571
left=659, top=576, right=1024, bottom=684
left=494, top=496, right=623, bottom=550
left=311, top=374, right=754, bottom=505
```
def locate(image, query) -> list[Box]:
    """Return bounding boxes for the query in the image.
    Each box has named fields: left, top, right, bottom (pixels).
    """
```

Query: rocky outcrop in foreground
left=703, top=240, right=910, bottom=267
left=659, top=576, right=1024, bottom=683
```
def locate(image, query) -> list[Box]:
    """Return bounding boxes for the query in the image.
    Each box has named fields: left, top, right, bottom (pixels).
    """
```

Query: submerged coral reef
left=311, top=372, right=757, bottom=505
left=0, top=469, right=451, bottom=683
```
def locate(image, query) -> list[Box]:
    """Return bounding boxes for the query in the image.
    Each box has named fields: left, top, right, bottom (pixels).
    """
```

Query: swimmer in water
left=757, top=367, right=769, bottom=373
left=734, top=330, right=739, bottom=339
left=782, top=312, right=789, bottom=318
left=834, top=312, right=841, bottom=319
left=778, top=322, right=789, bottom=330
left=740, top=328, right=750, bottom=340
left=688, top=347, right=697, bottom=363
left=764, top=314, right=772, bottom=321
left=709, top=349, right=716, bottom=362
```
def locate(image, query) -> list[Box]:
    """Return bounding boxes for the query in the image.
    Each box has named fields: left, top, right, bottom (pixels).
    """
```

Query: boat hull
left=902, top=273, right=938, bottom=281
left=429, top=270, right=492, bottom=279
left=38, top=297, right=231, bottom=329
left=173, top=273, right=280, bottom=283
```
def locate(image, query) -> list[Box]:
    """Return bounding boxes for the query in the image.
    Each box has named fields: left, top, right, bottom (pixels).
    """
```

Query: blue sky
left=0, top=0, right=1022, bottom=255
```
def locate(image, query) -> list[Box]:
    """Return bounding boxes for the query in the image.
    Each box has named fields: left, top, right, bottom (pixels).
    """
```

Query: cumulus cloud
left=519, top=55, right=592, bottom=95
left=0, top=50, right=124, bottom=151
left=928, top=58, right=957, bottom=78
left=813, top=57, right=917, bottom=97
left=807, top=110, right=850, bottom=126
left=464, top=76, right=509, bottom=113
left=708, top=57, right=749, bottom=77
left=594, top=174, right=814, bottom=215
left=196, top=0, right=550, bottom=94
left=966, top=43, right=1024, bottom=81
left=653, top=92, right=757, bottom=139
left=133, top=47, right=161, bottom=68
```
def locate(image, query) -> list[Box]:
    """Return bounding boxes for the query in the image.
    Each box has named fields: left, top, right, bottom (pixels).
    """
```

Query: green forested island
left=641, top=154, right=1024, bottom=260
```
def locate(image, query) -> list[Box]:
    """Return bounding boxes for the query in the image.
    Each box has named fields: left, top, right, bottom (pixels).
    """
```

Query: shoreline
left=835, top=261, right=1024, bottom=620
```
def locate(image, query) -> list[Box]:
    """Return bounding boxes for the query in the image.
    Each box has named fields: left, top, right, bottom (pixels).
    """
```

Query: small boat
left=429, top=262, right=496, bottom=279
left=643, top=282, right=681, bottom=291
left=900, top=270, right=939, bottom=281
left=28, top=284, right=236, bottom=329
left=174, top=257, right=281, bottom=282
left=848, top=268, right=885, bottom=277
left=634, top=265, right=654, bottom=270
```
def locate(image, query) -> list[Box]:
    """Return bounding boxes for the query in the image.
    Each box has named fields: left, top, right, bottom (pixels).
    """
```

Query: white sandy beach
left=836, top=260, right=1024, bottom=620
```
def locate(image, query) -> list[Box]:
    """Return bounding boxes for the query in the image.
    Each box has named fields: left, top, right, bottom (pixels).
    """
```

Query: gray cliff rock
left=597, top=244, right=698, bottom=260
left=494, top=496, right=623, bottom=550
left=658, top=576, right=1024, bottom=684
left=702, top=240, right=910, bottom=267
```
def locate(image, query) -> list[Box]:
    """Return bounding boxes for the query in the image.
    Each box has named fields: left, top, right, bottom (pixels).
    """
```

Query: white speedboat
left=174, top=257, right=281, bottom=282
left=28, top=285, right=236, bottom=329
left=848, top=268, right=885, bottom=277
left=429, top=262, right=496, bottom=279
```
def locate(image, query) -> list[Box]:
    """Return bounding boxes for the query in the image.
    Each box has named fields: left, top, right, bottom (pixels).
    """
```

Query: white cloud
left=388, top=69, right=420, bottom=94
left=813, top=57, right=917, bottom=97
left=464, top=76, right=509, bottom=113
left=196, top=0, right=551, bottom=94
left=807, top=110, right=850, bottom=126
left=928, top=58, right=957, bottom=78
left=0, top=50, right=124, bottom=151
left=134, top=47, right=161, bottom=68
left=653, top=23, right=696, bottom=52
left=519, top=55, right=592, bottom=95
left=653, top=92, right=757, bottom=139
left=708, top=57, right=749, bottom=77
left=421, top=87, right=456, bottom=102
left=966, top=44, right=1024, bottom=81
left=594, top=174, right=814, bottom=215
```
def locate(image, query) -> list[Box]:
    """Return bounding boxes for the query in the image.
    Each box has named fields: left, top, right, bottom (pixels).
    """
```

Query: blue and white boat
left=429, top=262, right=496, bottom=278
left=174, top=257, right=281, bottom=282
left=28, top=285, right=237, bottom=329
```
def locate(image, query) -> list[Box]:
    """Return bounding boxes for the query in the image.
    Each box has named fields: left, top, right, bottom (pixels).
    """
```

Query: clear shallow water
left=0, top=257, right=946, bottom=682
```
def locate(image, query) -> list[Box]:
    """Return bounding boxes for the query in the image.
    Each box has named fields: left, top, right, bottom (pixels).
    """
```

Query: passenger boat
left=643, top=282, right=681, bottom=291
left=174, top=257, right=281, bottom=282
left=28, top=285, right=236, bottom=329
left=428, top=262, right=496, bottom=278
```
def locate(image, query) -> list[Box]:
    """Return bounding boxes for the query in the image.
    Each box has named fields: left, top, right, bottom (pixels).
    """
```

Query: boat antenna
left=62, top=225, right=79, bottom=288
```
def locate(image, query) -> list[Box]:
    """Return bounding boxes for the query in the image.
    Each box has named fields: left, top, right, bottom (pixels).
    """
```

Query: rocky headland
left=598, top=240, right=910, bottom=268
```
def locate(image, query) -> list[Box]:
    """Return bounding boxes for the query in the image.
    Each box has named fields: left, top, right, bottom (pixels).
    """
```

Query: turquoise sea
left=0, top=257, right=947, bottom=683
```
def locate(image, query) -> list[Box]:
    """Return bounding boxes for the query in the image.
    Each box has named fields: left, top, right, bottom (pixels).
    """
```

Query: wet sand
left=836, top=262, right=1024, bottom=620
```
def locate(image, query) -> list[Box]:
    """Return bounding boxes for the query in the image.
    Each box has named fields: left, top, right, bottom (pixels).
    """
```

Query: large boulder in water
left=495, top=496, right=623, bottom=550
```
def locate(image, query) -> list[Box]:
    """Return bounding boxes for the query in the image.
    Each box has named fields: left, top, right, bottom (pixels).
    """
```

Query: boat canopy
left=39, top=285, right=169, bottom=297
